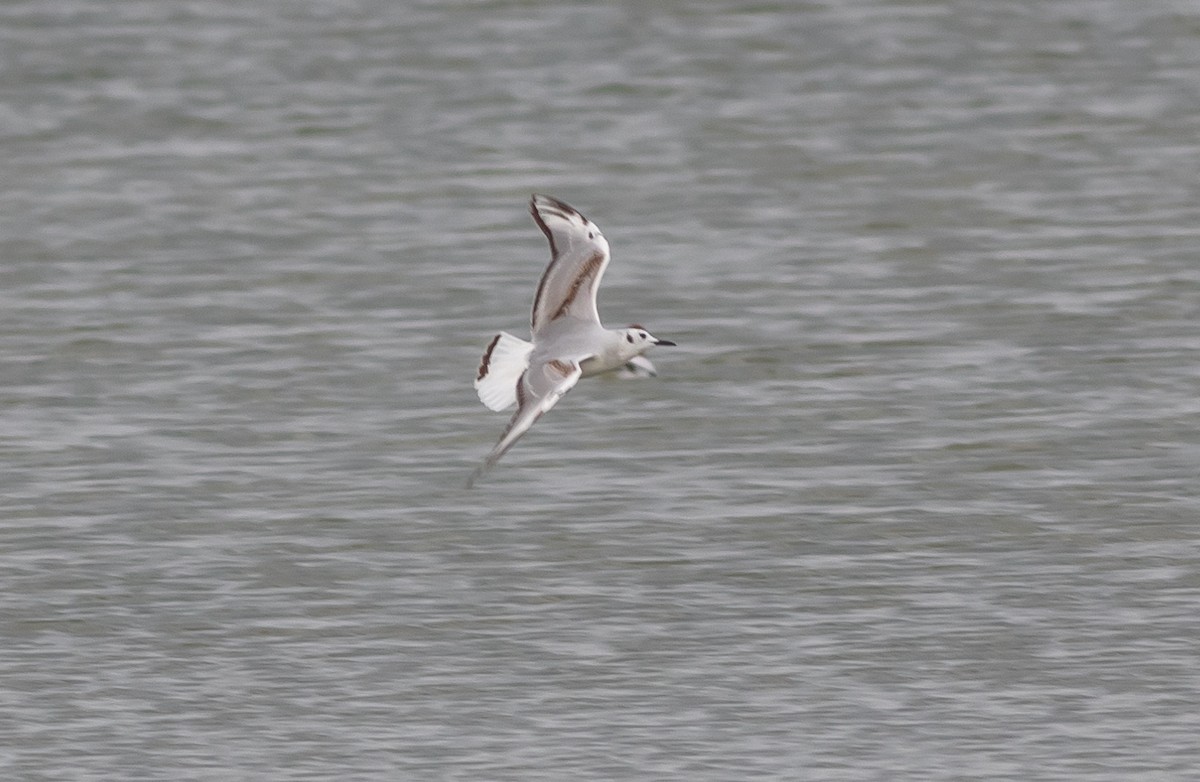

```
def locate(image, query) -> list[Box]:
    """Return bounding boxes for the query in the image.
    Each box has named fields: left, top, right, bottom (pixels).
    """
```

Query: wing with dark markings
left=528, top=194, right=611, bottom=335
left=467, top=356, right=586, bottom=487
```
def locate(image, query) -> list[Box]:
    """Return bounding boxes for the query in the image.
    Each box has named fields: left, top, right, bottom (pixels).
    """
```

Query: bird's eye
left=625, top=334, right=633, bottom=343
left=639, top=332, right=647, bottom=339
left=588, top=231, right=594, bottom=239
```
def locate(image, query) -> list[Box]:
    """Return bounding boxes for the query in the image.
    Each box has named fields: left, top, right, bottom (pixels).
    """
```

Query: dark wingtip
left=529, top=195, right=557, bottom=252
left=530, top=194, right=586, bottom=224
left=531, top=193, right=573, bottom=211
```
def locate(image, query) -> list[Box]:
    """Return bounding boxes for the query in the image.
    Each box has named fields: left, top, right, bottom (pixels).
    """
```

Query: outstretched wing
left=528, top=194, right=611, bottom=335
left=466, top=357, right=585, bottom=487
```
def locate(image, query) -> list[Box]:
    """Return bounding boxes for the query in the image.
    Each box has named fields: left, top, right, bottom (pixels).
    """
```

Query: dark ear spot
left=625, top=334, right=634, bottom=343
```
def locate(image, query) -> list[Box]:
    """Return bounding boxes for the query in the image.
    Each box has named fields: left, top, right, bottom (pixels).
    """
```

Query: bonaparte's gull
left=468, top=194, right=674, bottom=487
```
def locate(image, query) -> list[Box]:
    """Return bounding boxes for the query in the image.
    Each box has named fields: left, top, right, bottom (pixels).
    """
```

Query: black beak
left=654, top=339, right=676, bottom=346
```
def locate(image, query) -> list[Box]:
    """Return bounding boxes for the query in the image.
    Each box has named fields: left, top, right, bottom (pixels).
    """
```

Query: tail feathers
left=474, top=332, right=532, bottom=411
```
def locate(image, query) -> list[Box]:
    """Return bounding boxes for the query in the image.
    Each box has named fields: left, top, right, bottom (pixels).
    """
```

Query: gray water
left=3, top=1, right=1199, bottom=779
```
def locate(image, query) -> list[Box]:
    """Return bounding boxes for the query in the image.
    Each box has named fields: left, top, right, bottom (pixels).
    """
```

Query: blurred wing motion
left=466, top=356, right=585, bottom=488
left=619, top=355, right=658, bottom=378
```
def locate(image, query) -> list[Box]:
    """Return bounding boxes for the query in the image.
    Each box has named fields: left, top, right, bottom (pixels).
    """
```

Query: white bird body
left=468, top=195, right=674, bottom=486
left=532, top=318, right=646, bottom=377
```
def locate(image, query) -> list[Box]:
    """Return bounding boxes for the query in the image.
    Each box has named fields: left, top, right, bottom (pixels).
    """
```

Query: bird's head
left=619, top=324, right=675, bottom=358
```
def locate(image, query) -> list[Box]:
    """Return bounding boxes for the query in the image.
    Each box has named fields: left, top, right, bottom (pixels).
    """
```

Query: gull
left=468, top=194, right=675, bottom=487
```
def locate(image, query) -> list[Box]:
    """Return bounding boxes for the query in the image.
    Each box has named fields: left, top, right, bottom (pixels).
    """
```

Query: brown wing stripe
left=476, top=333, right=501, bottom=381
left=530, top=199, right=559, bottom=257
left=515, top=370, right=528, bottom=409
left=549, top=250, right=605, bottom=322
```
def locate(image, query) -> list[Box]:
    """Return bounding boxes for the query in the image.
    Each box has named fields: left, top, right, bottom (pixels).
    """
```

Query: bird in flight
left=468, top=194, right=675, bottom=487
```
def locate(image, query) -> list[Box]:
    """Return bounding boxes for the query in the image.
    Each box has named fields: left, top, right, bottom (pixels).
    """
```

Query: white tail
left=474, top=332, right=533, bottom=411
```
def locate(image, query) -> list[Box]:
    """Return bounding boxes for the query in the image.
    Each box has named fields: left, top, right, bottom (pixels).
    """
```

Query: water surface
left=2, top=1, right=1198, bottom=779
